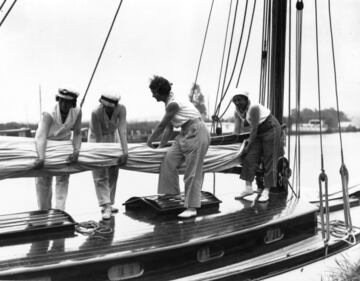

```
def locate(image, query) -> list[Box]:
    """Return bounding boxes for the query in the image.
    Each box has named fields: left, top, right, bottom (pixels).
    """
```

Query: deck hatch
left=0, top=209, right=76, bottom=244
left=123, top=191, right=222, bottom=215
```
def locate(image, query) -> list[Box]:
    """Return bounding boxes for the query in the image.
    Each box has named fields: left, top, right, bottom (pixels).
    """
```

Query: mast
left=268, top=0, right=287, bottom=123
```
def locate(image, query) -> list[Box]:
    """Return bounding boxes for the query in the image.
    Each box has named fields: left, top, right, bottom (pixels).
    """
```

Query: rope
left=328, top=0, right=353, bottom=236
left=75, top=220, right=113, bottom=240
left=0, top=0, right=16, bottom=28
left=80, top=0, right=124, bottom=108
left=193, top=0, right=215, bottom=89
left=328, top=220, right=356, bottom=246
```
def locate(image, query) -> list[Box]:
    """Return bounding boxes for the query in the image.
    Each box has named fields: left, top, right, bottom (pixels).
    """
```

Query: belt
left=181, top=118, right=202, bottom=131
left=258, top=115, right=273, bottom=132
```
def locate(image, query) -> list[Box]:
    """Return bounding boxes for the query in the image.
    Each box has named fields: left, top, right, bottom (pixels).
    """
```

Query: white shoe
left=258, top=189, right=269, bottom=203
left=101, top=205, right=112, bottom=220
left=178, top=208, right=197, bottom=218
left=111, top=206, right=119, bottom=213
left=235, top=189, right=254, bottom=200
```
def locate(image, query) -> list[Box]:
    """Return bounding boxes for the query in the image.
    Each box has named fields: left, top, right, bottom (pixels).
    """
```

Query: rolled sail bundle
left=0, top=136, right=242, bottom=180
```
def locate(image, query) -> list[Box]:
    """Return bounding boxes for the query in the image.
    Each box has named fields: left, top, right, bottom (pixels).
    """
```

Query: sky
left=0, top=0, right=359, bottom=124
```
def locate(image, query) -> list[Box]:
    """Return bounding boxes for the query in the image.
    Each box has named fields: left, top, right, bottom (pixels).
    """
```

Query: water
left=0, top=132, right=359, bottom=217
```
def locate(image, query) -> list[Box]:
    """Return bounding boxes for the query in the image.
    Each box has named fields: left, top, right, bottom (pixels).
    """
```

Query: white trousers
left=92, top=166, right=119, bottom=207
left=158, top=120, right=210, bottom=208
left=35, top=175, right=69, bottom=210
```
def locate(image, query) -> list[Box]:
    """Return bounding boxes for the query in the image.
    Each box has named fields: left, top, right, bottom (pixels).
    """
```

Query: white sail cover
left=0, top=136, right=241, bottom=179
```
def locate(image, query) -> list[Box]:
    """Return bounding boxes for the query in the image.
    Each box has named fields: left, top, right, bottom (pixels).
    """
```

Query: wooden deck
left=0, top=191, right=320, bottom=280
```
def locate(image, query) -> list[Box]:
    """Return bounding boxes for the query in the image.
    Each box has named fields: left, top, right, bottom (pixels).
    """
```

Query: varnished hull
left=0, top=190, right=359, bottom=280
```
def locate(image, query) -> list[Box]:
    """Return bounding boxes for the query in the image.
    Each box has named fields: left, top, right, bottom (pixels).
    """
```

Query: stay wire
left=328, top=0, right=345, bottom=165
left=258, top=0, right=270, bottom=104
left=0, top=0, right=16, bottom=28
left=193, top=0, right=215, bottom=89
left=314, top=0, right=330, bottom=245
left=287, top=0, right=292, bottom=164
left=294, top=0, right=303, bottom=197
left=235, top=0, right=257, bottom=87
left=213, top=0, right=233, bottom=121
left=80, top=0, right=124, bottom=108
left=214, top=0, right=240, bottom=117
left=328, top=0, right=353, bottom=235
left=218, top=0, right=248, bottom=99
left=0, top=0, right=7, bottom=11
left=218, top=0, right=257, bottom=120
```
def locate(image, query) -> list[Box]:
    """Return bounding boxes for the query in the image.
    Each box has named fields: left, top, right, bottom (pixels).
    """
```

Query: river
left=0, top=132, right=359, bottom=217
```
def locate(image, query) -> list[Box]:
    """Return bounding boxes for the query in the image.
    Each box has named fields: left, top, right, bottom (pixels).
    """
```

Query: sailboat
left=0, top=0, right=359, bottom=280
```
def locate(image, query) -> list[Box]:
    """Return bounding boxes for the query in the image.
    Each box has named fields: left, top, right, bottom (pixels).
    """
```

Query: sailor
left=232, top=90, right=281, bottom=202
left=33, top=87, right=82, bottom=210
left=88, top=92, right=128, bottom=220
left=147, top=75, right=210, bottom=218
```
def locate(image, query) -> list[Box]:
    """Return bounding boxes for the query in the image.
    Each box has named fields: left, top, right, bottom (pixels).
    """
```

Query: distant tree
left=287, top=107, right=349, bottom=129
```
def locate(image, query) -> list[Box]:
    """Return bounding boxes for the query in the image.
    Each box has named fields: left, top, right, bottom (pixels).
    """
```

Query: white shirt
left=46, top=104, right=81, bottom=141
left=166, top=93, right=201, bottom=128
left=235, top=102, right=270, bottom=126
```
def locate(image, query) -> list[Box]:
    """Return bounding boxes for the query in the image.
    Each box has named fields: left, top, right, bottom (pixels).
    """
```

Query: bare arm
left=243, top=105, right=260, bottom=152
left=91, top=110, right=103, bottom=142
left=117, top=105, right=128, bottom=165
left=33, top=112, right=52, bottom=168
left=159, top=124, right=173, bottom=148
left=68, top=110, right=82, bottom=163
left=233, top=113, right=243, bottom=134
left=147, top=102, right=179, bottom=148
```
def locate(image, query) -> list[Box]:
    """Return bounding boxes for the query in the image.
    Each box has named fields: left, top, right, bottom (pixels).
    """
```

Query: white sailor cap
left=99, top=91, right=121, bottom=107
left=232, top=89, right=250, bottom=101
left=57, top=88, right=79, bottom=100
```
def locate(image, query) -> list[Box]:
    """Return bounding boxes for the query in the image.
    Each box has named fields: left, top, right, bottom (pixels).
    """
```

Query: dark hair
left=149, top=75, right=172, bottom=97
left=56, top=96, right=77, bottom=108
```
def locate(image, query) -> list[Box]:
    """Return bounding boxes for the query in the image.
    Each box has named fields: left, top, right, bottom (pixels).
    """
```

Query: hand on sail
left=118, top=153, right=128, bottom=166
left=67, top=150, right=79, bottom=164
left=33, top=158, right=45, bottom=170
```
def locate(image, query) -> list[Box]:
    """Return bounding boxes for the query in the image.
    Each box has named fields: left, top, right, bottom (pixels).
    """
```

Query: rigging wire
left=218, top=0, right=248, bottom=99
left=80, top=0, right=124, bottom=108
left=265, top=0, right=273, bottom=108
left=259, top=0, right=271, bottom=105
left=216, top=0, right=258, bottom=120
left=314, top=0, right=330, bottom=245
left=287, top=0, right=292, bottom=168
left=0, top=0, right=16, bottom=28
left=292, top=0, right=303, bottom=197
left=0, top=0, right=7, bottom=11
left=193, top=0, right=215, bottom=90
left=213, top=0, right=240, bottom=117
left=328, top=0, right=353, bottom=236
left=213, top=0, right=233, bottom=126
left=235, top=0, right=257, bottom=87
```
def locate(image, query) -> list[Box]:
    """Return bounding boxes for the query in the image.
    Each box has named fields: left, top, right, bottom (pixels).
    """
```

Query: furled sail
left=0, top=136, right=241, bottom=180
